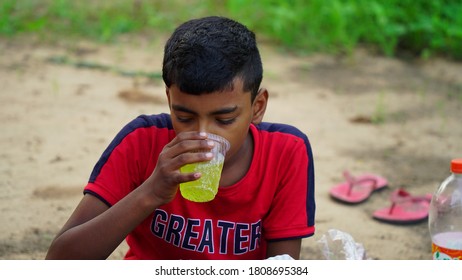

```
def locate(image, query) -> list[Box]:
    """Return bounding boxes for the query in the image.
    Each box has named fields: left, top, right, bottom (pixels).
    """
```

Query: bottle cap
left=451, top=159, right=462, bottom=173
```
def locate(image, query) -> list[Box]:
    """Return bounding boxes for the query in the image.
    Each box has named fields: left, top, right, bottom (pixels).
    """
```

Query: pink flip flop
left=373, top=188, right=432, bottom=224
left=329, top=171, right=388, bottom=204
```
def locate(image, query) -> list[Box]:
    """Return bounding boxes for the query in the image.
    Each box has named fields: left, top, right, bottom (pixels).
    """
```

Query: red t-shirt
left=85, top=113, right=315, bottom=259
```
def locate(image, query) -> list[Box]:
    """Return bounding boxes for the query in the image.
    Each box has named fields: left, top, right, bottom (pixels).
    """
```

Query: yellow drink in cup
left=179, top=134, right=230, bottom=202
left=180, top=154, right=224, bottom=202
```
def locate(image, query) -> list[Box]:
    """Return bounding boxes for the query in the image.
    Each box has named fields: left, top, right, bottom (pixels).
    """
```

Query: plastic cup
left=179, top=133, right=230, bottom=202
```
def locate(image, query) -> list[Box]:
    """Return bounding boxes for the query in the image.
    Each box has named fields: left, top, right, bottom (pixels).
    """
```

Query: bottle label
left=432, top=243, right=462, bottom=260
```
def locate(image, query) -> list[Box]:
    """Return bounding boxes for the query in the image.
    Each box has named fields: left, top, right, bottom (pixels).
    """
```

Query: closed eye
left=176, top=116, right=193, bottom=123
left=217, top=118, right=236, bottom=125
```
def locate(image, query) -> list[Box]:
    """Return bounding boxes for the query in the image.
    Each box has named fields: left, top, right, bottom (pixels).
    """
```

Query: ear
left=251, top=88, right=268, bottom=125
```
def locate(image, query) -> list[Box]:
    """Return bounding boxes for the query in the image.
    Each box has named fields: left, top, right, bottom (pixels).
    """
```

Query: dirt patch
left=0, top=228, right=55, bottom=260
left=32, top=185, right=82, bottom=200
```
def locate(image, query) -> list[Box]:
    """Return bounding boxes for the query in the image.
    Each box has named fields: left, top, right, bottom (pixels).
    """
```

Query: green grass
left=0, top=0, right=211, bottom=42
left=1, top=0, right=462, bottom=60
left=221, top=0, right=462, bottom=60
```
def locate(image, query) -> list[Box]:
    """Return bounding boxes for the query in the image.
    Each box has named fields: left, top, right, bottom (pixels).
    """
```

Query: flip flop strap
left=344, top=171, right=378, bottom=196
left=388, top=188, right=431, bottom=214
left=391, top=189, right=431, bottom=203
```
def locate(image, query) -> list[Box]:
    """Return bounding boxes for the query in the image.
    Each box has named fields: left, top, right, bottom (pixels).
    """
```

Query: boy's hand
left=144, top=131, right=214, bottom=205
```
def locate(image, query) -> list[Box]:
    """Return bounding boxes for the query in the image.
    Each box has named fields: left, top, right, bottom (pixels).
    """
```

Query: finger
left=164, top=131, right=208, bottom=148
left=173, top=150, right=214, bottom=170
left=172, top=171, right=202, bottom=185
left=163, top=136, right=215, bottom=162
left=156, top=138, right=214, bottom=175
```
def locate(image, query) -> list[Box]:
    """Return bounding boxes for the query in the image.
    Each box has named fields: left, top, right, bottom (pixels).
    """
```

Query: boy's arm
left=45, top=177, right=167, bottom=259
left=46, top=131, right=213, bottom=259
left=266, top=239, right=301, bottom=260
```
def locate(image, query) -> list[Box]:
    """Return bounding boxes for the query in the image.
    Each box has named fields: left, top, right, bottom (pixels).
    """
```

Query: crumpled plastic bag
left=266, top=254, right=294, bottom=260
left=317, top=229, right=367, bottom=260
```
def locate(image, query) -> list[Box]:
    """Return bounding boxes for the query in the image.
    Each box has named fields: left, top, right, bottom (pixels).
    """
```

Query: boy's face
left=166, top=78, right=267, bottom=164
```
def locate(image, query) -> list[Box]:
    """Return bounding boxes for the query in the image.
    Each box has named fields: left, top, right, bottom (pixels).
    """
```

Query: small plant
left=371, top=91, right=386, bottom=124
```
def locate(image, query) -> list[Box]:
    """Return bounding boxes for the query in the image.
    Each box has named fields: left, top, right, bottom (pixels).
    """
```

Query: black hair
left=162, top=16, right=263, bottom=102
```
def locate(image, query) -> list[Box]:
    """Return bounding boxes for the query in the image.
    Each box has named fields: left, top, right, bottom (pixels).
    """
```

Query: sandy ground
left=1, top=35, right=461, bottom=260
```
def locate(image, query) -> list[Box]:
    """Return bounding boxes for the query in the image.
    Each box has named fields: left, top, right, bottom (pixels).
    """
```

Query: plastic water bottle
left=428, top=158, right=462, bottom=260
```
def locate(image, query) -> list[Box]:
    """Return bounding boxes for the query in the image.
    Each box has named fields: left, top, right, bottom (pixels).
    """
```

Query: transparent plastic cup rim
left=206, top=133, right=230, bottom=154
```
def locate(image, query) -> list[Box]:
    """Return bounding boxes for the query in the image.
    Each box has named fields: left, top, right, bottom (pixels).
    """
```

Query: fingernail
left=205, top=152, right=213, bottom=158
left=207, top=140, right=215, bottom=147
left=199, top=132, right=207, bottom=137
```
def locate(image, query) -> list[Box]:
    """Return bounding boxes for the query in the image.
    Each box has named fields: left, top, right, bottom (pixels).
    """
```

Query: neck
left=220, top=132, right=254, bottom=187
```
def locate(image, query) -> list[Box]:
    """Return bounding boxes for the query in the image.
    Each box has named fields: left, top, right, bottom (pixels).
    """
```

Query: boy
left=46, top=16, right=315, bottom=260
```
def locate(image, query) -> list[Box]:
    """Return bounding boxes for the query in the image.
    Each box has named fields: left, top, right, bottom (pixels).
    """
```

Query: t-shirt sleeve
left=84, top=117, right=163, bottom=207
left=263, top=134, right=315, bottom=241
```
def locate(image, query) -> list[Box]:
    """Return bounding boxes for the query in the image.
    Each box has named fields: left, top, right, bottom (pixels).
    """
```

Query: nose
left=197, top=119, right=212, bottom=134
